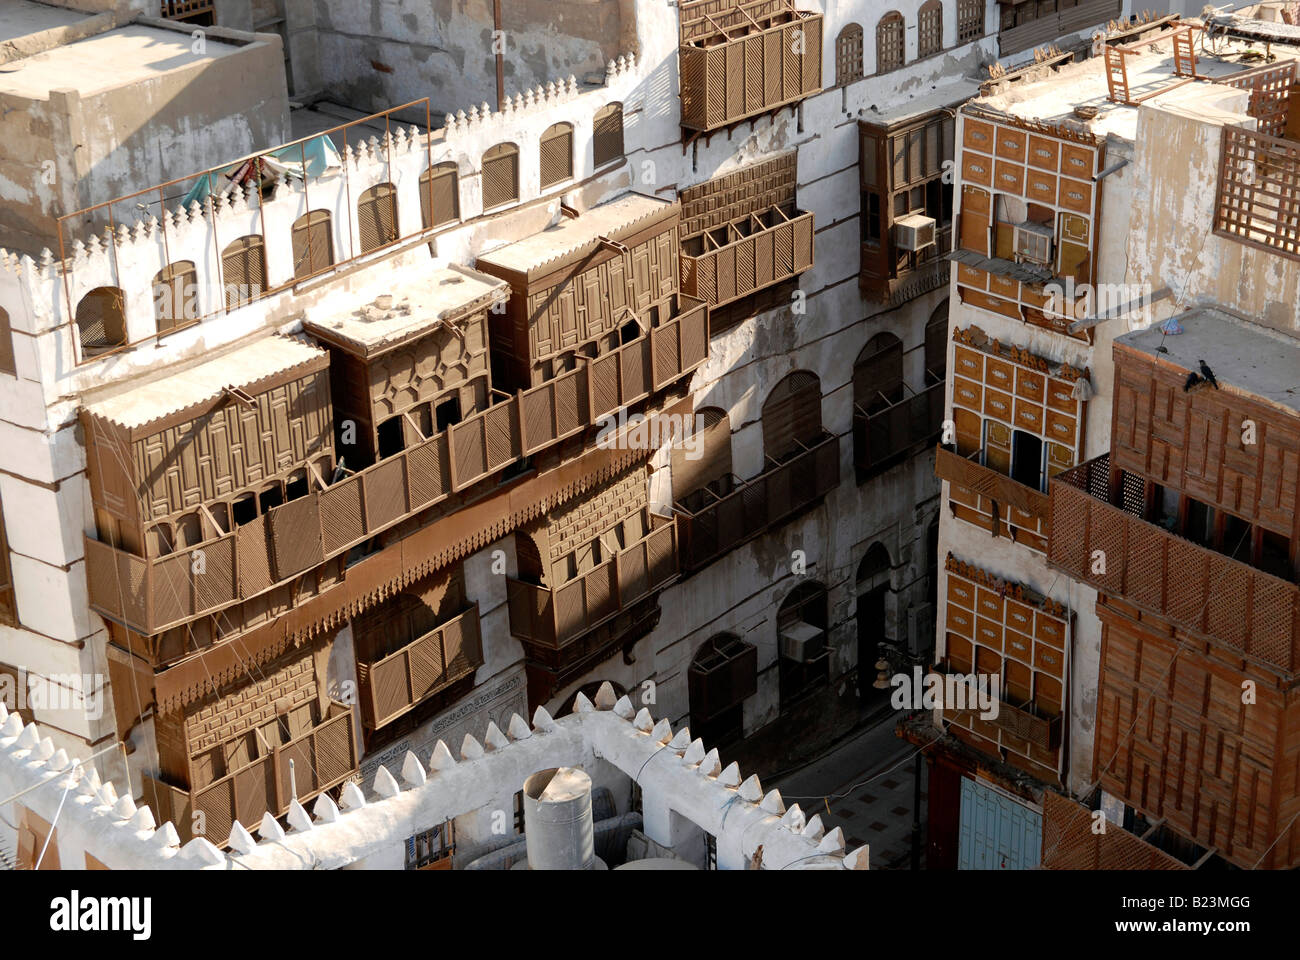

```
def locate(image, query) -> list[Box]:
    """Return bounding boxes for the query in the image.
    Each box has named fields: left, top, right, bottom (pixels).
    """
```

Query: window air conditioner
left=1014, top=220, right=1054, bottom=265
left=893, top=213, right=936, bottom=252
left=779, top=620, right=826, bottom=663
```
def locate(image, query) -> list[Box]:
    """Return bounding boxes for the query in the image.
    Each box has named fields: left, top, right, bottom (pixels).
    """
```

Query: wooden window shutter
left=358, top=183, right=398, bottom=253
left=292, top=210, right=334, bottom=280
left=877, top=12, right=905, bottom=73
left=75, top=286, right=127, bottom=355
left=593, top=103, right=625, bottom=167
left=836, top=24, right=864, bottom=85
left=958, top=0, right=985, bottom=41
left=0, top=307, right=13, bottom=376
left=918, top=0, right=943, bottom=58
left=762, top=371, right=822, bottom=462
left=672, top=407, right=733, bottom=497
left=854, top=334, right=903, bottom=415
left=540, top=123, right=574, bottom=189
left=221, top=236, right=267, bottom=310
left=420, top=163, right=460, bottom=229
left=152, top=261, right=198, bottom=334
left=482, top=143, right=519, bottom=210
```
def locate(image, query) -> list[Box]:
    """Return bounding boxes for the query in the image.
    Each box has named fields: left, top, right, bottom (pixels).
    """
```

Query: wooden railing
left=506, top=518, right=679, bottom=649
left=934, top=444, right=1052, bottom=527
left=84, top=297, right=708, bottom=637
left=853, top=382, right=944, bottom=477
left=141, top=702, right=357, bottom=847
left=1048, top=455, right=1300, bottom=673
left=676, top=432, right=839, bottom=572
left=356, top=605, right=483, bottom=729
left=681, top=207, right=814, bottom=308
left=1214, top=124, right=1300, bottom=261
left=679, top=5, right=823, bottom=132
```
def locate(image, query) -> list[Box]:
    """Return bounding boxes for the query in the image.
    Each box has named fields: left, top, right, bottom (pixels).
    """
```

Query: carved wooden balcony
left=680, top=205, right=814, bottom=308
left=678, top=0, right=823, bottom=133
left=356, top=605, right=483, bottom=730
left=676, top=432, right=839, bottom=572
left=141, top=701, right=357, bottom=847
left=506, top=517, right=679, bottom=652
left=935, top=444, right=1053, bottom=544
left=1048, top=455, right=1300, bottom=672
left=854, top=381, right=944, bottom=478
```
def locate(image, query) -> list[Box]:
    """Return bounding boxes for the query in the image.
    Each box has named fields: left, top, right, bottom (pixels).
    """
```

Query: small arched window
left=877, top=12, right=905, bottom=73
left=152, top=261, right=198, bottom=334
left=75, top=286, right=127, bottom=356
left=540, top=123, right=574, bottom=189
left=292, top=210, right=334, bottom=280
left=220, top=236, right=267, bottom=310
left=918, top=0, right=943, bottom=58
left=482, top=142, right=520, bottom=210
left=358, top=183, right=398, bottom=253
left=762, top=371, right=822, bottom=464
left=673, top=406, right=732, bottom=503
left=957, top=0, right=985, bottom=43
left=420, top=162, right=460, bottom=229
left=689, top=633, right=757, bottom=746
left=593, top=103, right=625, bottom=167
left=854, top=333, right=904, bottom=416
left=836, top=24, right=864, bottom=86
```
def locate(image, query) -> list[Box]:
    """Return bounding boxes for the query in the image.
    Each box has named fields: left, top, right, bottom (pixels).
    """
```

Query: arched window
left=0, top=307, right=12, bottom=376
left=482, top=142, right=520, bottom=210
left=957, top=0, right=984, bottom=43
left=75, top=286, right=127, bottom=356
left=762, top=371, right=822, bottom=464
left=152, top=261, right=198, bottom=334
left=689, top=633, right=757, bottom=746
left=540, top=123, right=574, bottom=189
left=420, top=162, right=460, bottom=229
left=220, top=235, right=267, bottom=310
left=877, top=12, right=905, bottom=73
left=593, top=102, right=625, bottom=167
left=918, top=0, right=943, bottom=58
left=292, top=210, right=334, bottom=280
left=777, top=581, right=830, bottom=708
left=854, top=333, right=904, bottom=416
left=925, top=298, right=949, bottom=385
left=358, top=183, right=398, bottom=253
left=672, top=406, right=732, bottom=506
left=836, top=24, right=864, bottom=86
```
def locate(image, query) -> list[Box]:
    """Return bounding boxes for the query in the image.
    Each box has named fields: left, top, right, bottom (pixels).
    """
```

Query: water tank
left=522, top=767, right=596, bottom=870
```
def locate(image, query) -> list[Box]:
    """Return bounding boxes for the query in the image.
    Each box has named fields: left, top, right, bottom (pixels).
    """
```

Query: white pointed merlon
left=0, top=701, right=6, bottom=724
left=817, top=826, right=846, bottom=854
left=15, top=723, right=40, bottom=749
left=314, top=793, right=340, bottom=823
left=572, top=691, right=594, bottom=714
left=80, top=767, right=102, bottom=795
left=507, top=713, right=532, bottom=741
left=738, top=774, right=763, bottom=802
left=258, top=812, right=286, bottom=842
left=401, top=750, right=427, bottom=786
left=461, top=734, right=485, bottom=760
left=843, top=844, right=869, bottom=870
left=801, top=814, right=825, bottom=841
left=484, top=721, right=508, bottom=751
left=760, top=790, right=786, bottom=815
left=340, top=781, right=367, bottom=811
left=227, top=821, right=257, bottom=855
left=429, top=739, right=456, bottom=771
left=113, top=794, right=137, bottom=820
left=595, top=682, right=618, bottom=710
left=698, top=748, right=722, bottom=777
left=532, top=706, right=556, bottom=733
left=98, top=781, right=118, bottom=807
left=181, top=837, right=225, bottom=865
left=651, top=718, right=673, bottom=744
left=152, top=822, right=181, bottom=849
left=34, top=737, right=54, bottom=761
left=132, top=806, right=156, bottom=832
left=1, top=714, right=22, bottom=738
left=780, top=803, right=805, bottom=831
left=613, top=695, right=635, bottom=719
left=719, top=762, right=742, bottom=788
left=286, top=798, right=313, bottom=833
left=374, top=764, right=401, bottom=799
left=633, top=707, right=654, bottom=732
left=48, top=748, right=69, bottom=771
left=683, top=739, right=706, bottom=766
left=668, top=727, right=691, bottom=751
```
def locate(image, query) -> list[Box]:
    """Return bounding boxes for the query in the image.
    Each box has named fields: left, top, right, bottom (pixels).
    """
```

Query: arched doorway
left=856, top=544, right=891, bottom=699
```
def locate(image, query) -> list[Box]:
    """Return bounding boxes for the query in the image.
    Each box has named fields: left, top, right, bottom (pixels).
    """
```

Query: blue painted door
left=958, top=776, right=1042, bottom=869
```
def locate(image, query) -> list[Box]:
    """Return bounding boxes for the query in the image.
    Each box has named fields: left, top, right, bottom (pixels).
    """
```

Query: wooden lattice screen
left=75, top=286, right=127, bottom=354
left=762, top=370, right=822, bottom=461
left=152, top=261, right=198, bottom=333
left=1215, top=61, right=1297, bottom=139
left=291, top=210, right=333, bottom=280
left=876, top=12, right=905, bottom=73
left=594, top=103, right=625, bottom=167
left=420, top=163, right=460, bottom=228
left=358, top=183, right=398, bottom=253
left=957, top=0, right=985, bottom=42
left=1214, top=123, right=1300, bottom=259
left=918, top=0, right=943, bottom=58
left=836, top=24, right=864, bottom=85
left=540, top=123, right=574, bottom=189
left=679, top=152, right=798, bottom=238
left=482, top=143, right=519, bottom=210
left=221, top=236, right=267, bottom=310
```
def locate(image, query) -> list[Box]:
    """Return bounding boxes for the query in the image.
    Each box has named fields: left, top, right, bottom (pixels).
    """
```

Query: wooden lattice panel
left=1214, top=124, right=1300, bottom=260
left=1215, top=61, right=1297, bottom=139
left=1040, top=792, right=1188, bottom=870
left=680, top=153, right=798, bottom=239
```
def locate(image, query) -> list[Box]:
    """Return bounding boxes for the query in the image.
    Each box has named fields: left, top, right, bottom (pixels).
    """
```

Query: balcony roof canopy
left=1116, top=308, right=1300, bottom=419
left=302, top=264, right=508, bottom=358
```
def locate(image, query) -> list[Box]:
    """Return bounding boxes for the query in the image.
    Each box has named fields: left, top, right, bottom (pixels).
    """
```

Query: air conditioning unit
left=906, top=602, right=935, bottom=661
left=779, top=621, right=826, bottom=663
left=893, top=214, right=936, bottom=252
left=1014, top=220, right=1054, bottom=265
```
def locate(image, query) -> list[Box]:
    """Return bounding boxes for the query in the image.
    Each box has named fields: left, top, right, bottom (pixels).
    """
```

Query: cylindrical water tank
left=522, top=767, right=595, bottom=870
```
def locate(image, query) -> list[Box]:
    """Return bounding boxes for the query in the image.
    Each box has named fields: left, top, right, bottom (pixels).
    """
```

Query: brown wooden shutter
left=75, top=287, right=127, bottom=354
left=540, top=124, right=573, bottom=189
left=152, top=261, right=198, bottom=334
left=762, top=371, right=822, bottom=462
left=836, top=24, right=863, bottom=86
left=482, top=144, right=519, bottom=210
left=919, top=1, right=943, bottom=58
left=420, top=163, right=460, bottom=229
left=877, top=13, right=904, bottom=73
left=0, top=308, right=13, bottom=376
left=672, top=408, right=732, bottom=497
left=221, top=236, right=267, bottom=310
left=593, top=104, right=625, bottom=167
left=855, top=334, right=904, bottom=414
left=958, top=0, right=985, bottom=41
left=925, top=301, right=949, bottom=383
left=292, top=210, right=333, bottom=279
left=358, top=183, right=398, bottom=253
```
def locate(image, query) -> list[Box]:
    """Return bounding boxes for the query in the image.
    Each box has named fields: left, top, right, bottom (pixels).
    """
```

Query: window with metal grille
left=876, top=12, right=905, bottom=73
left=358, top=182, right=398, bottom=253
left=292, top=210, right=334, bottom=280
left=762, top=370, right=822, bottom=463
left=75, top=286, right=127, bottom=356
left=540, top=123, right=574, bottom=189
left=919, top=0, right=943, bottom=57
left=482, top=142, right=520, bottom=210
left=836, top=24, right=864, bottom=85
left=151, top=261, right=198, bottom=334
left=958, top=0, right=985, bottom=41
left=220, top=236, right=267, bottom=311
left=419, top=162, right=460, bottom=229
left=0, top=308, right=14, bottom=376
left=593, top=102, right=625, bottom=167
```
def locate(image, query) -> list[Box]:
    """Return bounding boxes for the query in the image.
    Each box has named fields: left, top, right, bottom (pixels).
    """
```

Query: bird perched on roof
left=1199, top=360, right=1220, bottom=389
left=1183, top=371, right=1202, bottom=392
